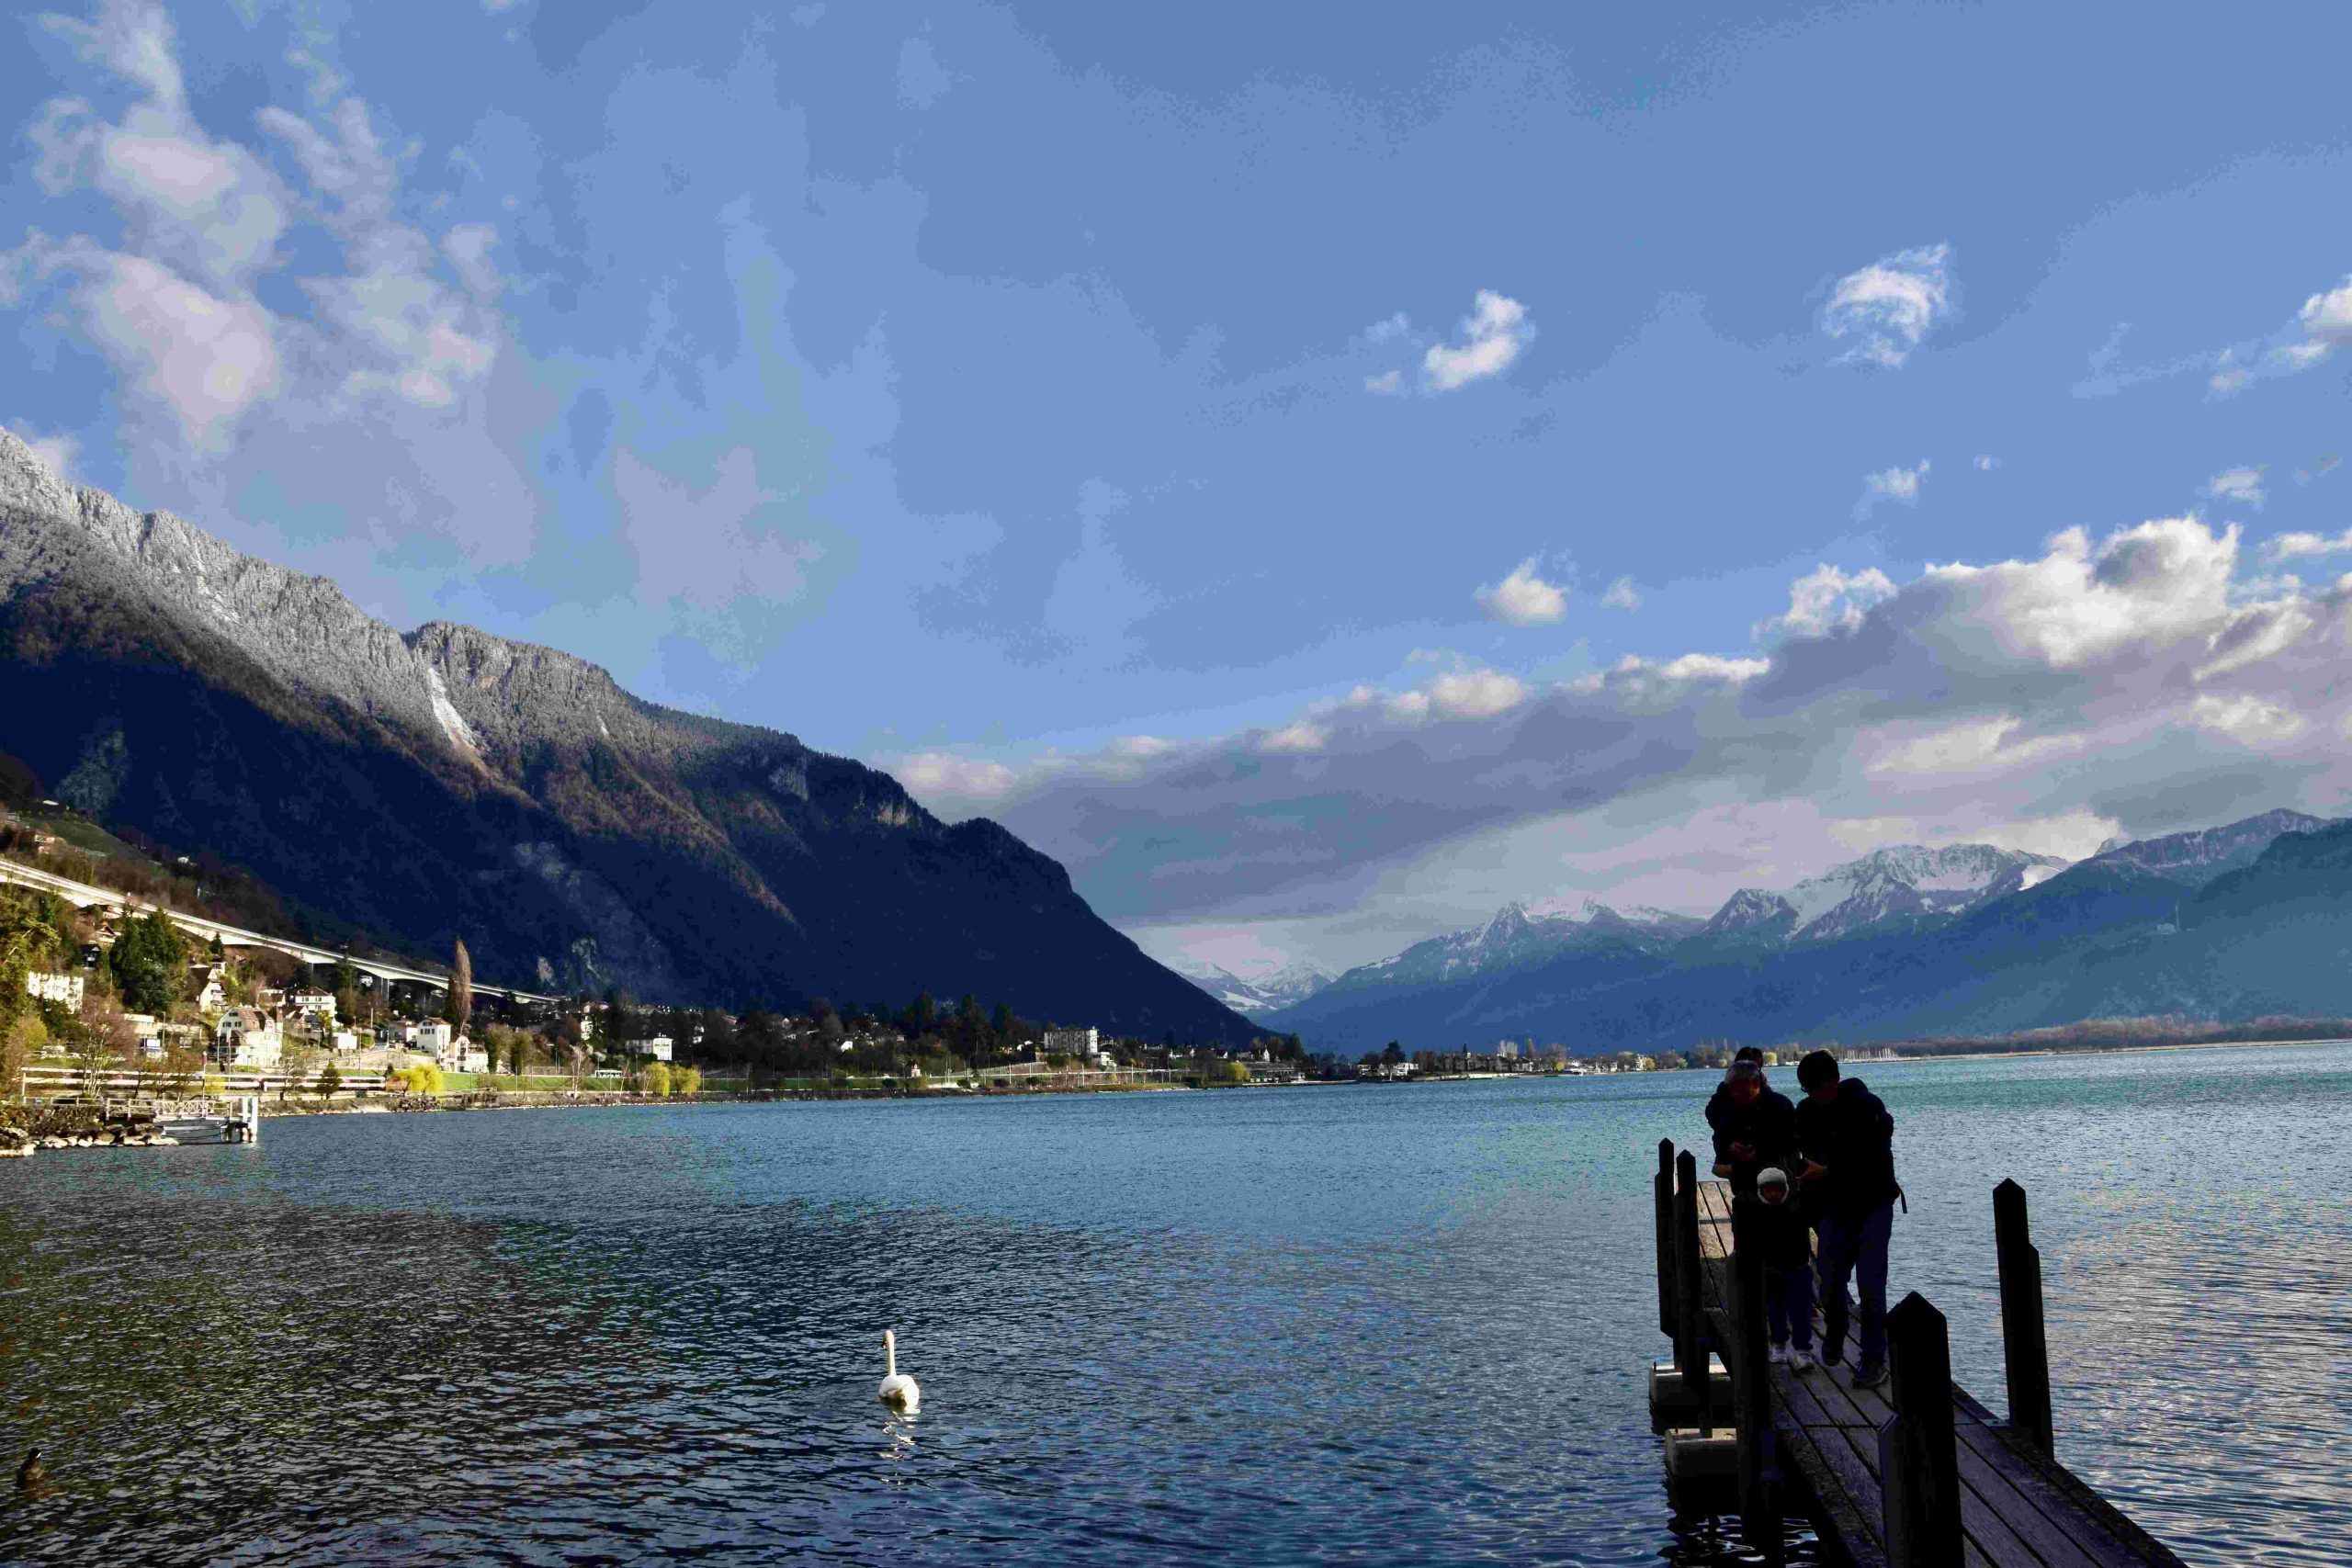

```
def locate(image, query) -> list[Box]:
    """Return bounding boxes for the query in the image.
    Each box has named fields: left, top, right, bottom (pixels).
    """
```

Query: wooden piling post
left=1730, top=1193, right=1779, bottom=1550
left=1656, top=1139, right=1677, bottom=1337
left=1992, top=1179, right=2052, bottom=1452
left=1674, top=1150, right=1713, bottom=1436
left=1878, top=1292, right=1962, bottom=1568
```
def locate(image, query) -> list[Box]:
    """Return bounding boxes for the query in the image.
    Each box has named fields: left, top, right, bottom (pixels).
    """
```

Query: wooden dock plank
left=1675, top=1178, right=2178, bottom=1568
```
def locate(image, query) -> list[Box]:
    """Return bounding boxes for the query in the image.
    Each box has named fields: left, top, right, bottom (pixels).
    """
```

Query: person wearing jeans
left=1812, top=1201, right=1893, bottom=1375
left=1795, top=1049, right=1900, bottom=1388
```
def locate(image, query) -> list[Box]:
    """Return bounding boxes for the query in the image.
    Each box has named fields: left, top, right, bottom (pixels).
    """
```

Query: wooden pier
left=1647, top=1143, right=2187, bottom=1568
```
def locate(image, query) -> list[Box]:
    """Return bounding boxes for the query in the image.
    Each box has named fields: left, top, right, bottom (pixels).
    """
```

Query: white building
left=1042, top=1027, right=1098, bottom=1056
left=291, top=991, right=337, bottom=1022
left=189, top=964, right=226, bottom=1012
left=24, top=971, right=84, bottom=1010
left=641, top=1034, right=674, bottom=1062
left=330, top=1029, right=359, bottom=1053
left=214, top=1008, right=283, bottom=1070
left=417, top=1020, right=454, bottom=1062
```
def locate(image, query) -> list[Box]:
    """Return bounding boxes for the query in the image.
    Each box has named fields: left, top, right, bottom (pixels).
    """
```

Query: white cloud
left=1857, top=459, right=1929, bottom=516
left=1867, top=716, right=2082, bottom=776
left=2203, top=467, right=2265, bottom=508
left=2265, top=528, right=2352, bottom=561
left=7, top=235, right=281, bottom=446
left=2209, top=350, right=2249, bottom=396
left=1601, top=576, right=1641, bottom=611
left=1422, top=289, right=1531, bottom=391
left=2190, top=693, right=2305, bottom=746
left=1821, top=243, right=1952, bottom=367
left=891, top=752, right=1020, bottom=802
left=1365, top=312, right=1409, bottom=342
left=1974, top=456, right=1998, bottom=471
left=1656, top=653, right=1768, bottom=682
left=1914, top=518, right=2238, bottom=668
left=1475, top=558, right=1567, bottom=626
left=1261, top=720, right=1329, bottom=754
left=1364, top=368, right=1403, bottom=394
left=2298, top=276, right=2352, bottom=349
left=1756, top=563, right=1897, bottom=639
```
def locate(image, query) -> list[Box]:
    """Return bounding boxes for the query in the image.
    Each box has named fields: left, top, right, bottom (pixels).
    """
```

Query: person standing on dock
left=1794, top=1050, right=1899, bottom=1389
left=1705, top=1056, right=1795, bottom=1198
left=1752, top=1167, right=1816, bottom=1371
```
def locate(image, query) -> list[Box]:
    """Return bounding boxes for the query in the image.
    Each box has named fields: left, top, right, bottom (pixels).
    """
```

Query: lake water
left=2, top=1042, right=2345, bottom=1565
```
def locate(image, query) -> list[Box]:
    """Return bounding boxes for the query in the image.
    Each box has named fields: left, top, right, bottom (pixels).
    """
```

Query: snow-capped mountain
left=1173, top=957, right=1336, bottom=1018
left=1713, top=843, right=2069, bottom=944
left=2086, top=809, right=2337, bottom=886
left=1323, top=897, right=1702, bottom=995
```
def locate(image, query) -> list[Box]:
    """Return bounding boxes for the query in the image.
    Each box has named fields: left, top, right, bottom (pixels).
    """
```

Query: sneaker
left=1820, top=1337, right=1845, bottom=1368
left=1768, top=1343, right=1790, bottom=1366
left=1854, top=1359, right=1889, bottom=1390
left=1789, top=1348, right=1815, bottom=1371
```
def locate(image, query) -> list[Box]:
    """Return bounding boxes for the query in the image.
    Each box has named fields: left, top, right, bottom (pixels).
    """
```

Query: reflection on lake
left=2, top=1042, right=2344, bottom=1564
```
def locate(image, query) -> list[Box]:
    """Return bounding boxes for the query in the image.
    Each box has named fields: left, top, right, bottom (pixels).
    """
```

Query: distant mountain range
left=0, top=429, right=1255, bottom=1042
left=1268, top=813, right=2351, bottom=1053
left=1170, top=957, right=1336, bottom=1019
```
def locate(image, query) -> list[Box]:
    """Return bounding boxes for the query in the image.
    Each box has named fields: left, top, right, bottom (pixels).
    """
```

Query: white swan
left=878, top=1329, right=921, bottom=1412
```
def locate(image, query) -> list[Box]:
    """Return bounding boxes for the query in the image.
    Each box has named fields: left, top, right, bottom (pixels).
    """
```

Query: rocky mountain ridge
left=0, top=429, right=1254, bottom=1040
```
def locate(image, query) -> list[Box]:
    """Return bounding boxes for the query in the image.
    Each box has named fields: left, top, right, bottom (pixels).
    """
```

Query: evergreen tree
left=107, top=908, right=188, bottom=1015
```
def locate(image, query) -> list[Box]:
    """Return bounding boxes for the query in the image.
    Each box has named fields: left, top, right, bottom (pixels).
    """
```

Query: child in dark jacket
left=1753, top=1168, right=1816, bottom=1370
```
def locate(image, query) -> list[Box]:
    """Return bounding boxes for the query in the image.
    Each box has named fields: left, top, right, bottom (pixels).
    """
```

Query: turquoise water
left=1, top=1042, right=2343, bottom=1564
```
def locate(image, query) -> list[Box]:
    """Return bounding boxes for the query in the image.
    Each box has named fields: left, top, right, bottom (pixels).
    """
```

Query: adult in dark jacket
left=1706, top=1059, right=1797, bottom=1196
left=1794, top=1050, right=1898, bottom=1387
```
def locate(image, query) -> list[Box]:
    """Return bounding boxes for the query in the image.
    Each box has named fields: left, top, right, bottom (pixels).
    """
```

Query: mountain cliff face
left=0, top=430, right=1254, bottom=1039
left=1270, top=818, right=2349, bottom=1053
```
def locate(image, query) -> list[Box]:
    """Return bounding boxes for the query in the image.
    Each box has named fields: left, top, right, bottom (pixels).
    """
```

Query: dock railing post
left=1878, top=1292, right=1962, bottom=1568
left=1730, top=1193, right=1779, bottom=1550
left=1674, top=1150, right=1712, bottom=1436
left=1992, top=1179, right=2052, bottom=1452
left=1656, top=1139, right=1677, bottom=1337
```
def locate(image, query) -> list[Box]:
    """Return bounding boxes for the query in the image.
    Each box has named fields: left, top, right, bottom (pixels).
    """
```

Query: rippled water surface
left=3, top=1043, right=2346, bottom=1565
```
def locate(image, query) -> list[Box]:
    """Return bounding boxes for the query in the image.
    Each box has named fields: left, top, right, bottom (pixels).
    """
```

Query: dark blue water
left=2, top=1043, right=2344, bottom=1564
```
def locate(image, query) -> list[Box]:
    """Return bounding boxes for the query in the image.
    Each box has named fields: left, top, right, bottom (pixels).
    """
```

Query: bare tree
left=447, top=940, right=473, bottom=1032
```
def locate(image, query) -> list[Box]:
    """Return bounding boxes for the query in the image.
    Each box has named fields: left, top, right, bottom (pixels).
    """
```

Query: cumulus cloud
left=2203, top=467, right=2265, bottom=508
left=1857, top=459, right=1929, bottom=516
left=6, top=0, right=511, bottom=505
left=1821, top=243, right=1952, bottom=367
left=2298, top=276, right=2352, bottom=351
left=1475, top=558, right=1567, bottom=626
left=2265, top=528, right=2352, bottom=561
left=884, top=513, right=2352, bottom=967
left=1601, top=576, right=1641, bottom=611
left=1756, top=563, right=1897, bottom=639
left=1422, top=289, right=1531, bottom=391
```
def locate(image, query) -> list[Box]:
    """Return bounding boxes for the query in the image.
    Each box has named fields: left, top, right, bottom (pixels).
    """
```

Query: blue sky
left=6, top=1, right=2350, bottom=978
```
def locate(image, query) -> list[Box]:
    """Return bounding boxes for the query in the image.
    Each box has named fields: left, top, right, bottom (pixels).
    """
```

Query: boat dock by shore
left=1647, top=1142, right=2188, bottom=1567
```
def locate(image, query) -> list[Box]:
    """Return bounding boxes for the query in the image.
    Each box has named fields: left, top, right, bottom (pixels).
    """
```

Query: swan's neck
left=885, top=1331, right=897, bottom=1378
